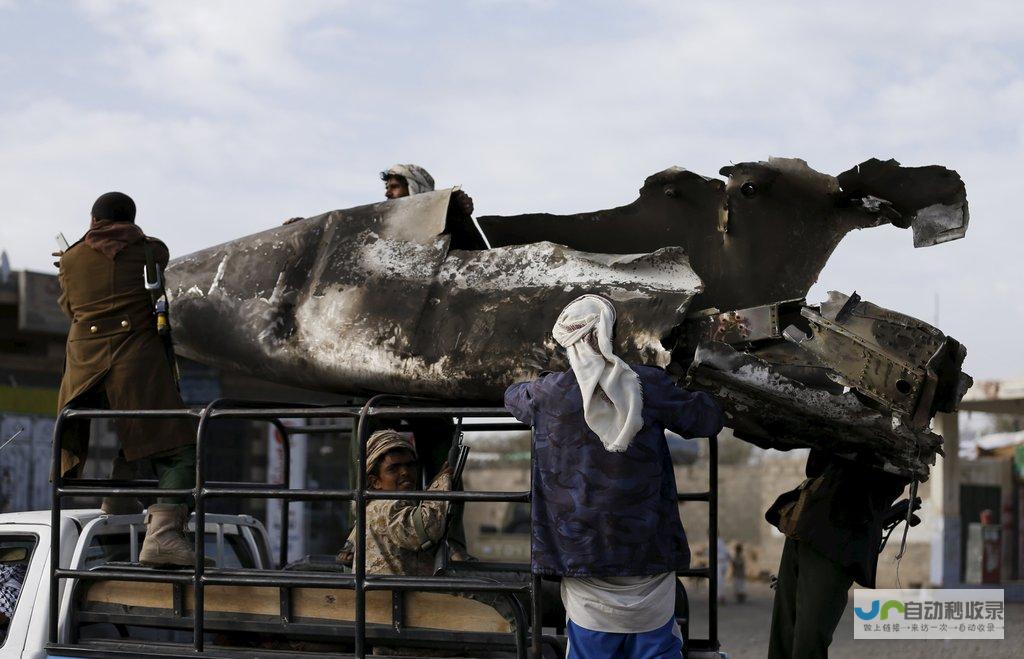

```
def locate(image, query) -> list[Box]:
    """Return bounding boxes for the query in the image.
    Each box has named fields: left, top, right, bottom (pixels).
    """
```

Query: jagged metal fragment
left=783, top=291, right=972, bottom=430
left=165, top=189, right=701, bottom=400
left=835, top=158, right=969, bottom=247
left=479, top=157, right=968, bottom=312
left=687, top=341, right=942, bottom=479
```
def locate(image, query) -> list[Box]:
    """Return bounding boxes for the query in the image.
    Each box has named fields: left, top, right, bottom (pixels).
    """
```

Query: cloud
left=74, top=0, right=343, bottom=112
left=1, top=1, right=1021, bottom=378
left=0, top=97, right=369, bottom=266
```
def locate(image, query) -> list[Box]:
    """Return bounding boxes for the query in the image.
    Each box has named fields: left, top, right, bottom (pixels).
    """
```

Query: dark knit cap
left=91, top=192, right=136, bottom=223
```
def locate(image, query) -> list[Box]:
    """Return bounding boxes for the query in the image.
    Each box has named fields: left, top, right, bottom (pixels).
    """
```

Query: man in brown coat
left=57, top=191, right=198, bottom=567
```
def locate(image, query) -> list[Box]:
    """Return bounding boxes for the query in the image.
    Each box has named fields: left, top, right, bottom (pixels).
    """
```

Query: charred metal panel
left=478, top=158, right=968, bottom=312
left=836, top=158, right=969, bottom=247
left=687, top=341, right=942, bottom=479
left=165, top=190, right=701, bottom=400
left=784, top=291, right=971, bottom=430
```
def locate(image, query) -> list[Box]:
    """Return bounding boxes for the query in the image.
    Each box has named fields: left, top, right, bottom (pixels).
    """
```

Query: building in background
left=0, top=265, right=66, bottom=512
left=929, top=379, right=1024, bottom=598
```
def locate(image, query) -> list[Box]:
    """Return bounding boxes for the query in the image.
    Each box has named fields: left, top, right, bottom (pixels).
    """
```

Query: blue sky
left=0, top=1, right=1020, bottom=379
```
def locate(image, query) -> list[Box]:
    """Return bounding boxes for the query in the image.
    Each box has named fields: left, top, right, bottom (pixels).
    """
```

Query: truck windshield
left=1, top=534, right=36, bottom=647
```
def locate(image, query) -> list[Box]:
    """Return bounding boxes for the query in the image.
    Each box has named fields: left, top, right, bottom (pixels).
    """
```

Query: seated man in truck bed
left=339, top=429, right=452, bottom=575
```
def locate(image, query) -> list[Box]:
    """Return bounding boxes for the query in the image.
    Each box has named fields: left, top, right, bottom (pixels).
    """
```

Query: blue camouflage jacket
left=504, top=365, right=724, bottom=577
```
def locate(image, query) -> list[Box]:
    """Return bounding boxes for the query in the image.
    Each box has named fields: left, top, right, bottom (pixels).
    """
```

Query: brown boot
left=139, top=504, right=196, bottom=567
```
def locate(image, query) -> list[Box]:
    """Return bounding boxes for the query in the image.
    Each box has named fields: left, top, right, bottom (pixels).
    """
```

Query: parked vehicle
left=0, top=509, right=269, bottom=658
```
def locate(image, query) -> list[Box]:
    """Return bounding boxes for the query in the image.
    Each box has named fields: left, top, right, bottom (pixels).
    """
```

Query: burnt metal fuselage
left=167, top=190, right=699, bottom=401
left=166, top=157, right=971, bottom=478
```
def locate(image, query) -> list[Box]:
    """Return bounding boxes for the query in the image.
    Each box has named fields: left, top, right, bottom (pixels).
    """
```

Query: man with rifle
left=56, top=191, right=198, bottom=567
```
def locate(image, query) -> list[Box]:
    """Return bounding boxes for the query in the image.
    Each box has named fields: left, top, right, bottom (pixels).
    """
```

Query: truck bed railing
left=49, top=395, right=721, bottom=658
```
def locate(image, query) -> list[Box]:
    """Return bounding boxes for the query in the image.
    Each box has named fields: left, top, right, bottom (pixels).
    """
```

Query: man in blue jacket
left=505, top=294, right=723, bottom=659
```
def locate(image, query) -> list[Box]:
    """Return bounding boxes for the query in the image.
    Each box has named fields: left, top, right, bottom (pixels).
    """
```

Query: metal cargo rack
left=47, top=395, right=723, bottom=658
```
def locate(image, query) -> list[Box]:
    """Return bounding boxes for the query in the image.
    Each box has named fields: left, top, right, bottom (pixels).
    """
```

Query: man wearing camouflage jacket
left=340, top=429, right=452, bottom=575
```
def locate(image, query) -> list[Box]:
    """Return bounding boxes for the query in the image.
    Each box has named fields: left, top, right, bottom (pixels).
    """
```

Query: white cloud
left=1, top=1, right=1021, bottom=378
left=74, top=0, right=342, bottom=111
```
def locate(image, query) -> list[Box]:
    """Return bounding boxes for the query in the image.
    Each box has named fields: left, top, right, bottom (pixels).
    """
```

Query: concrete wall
left=460, top=448, right=940, bottom=588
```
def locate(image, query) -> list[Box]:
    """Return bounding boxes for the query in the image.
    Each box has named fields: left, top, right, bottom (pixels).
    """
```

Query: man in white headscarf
left=380, top=163, right=473, bottom=215
left=284, top=163, right=484, bottom=248
left=505, top=294, right=724, bottom=659
left=380, top=164, right=484, bottom=250
left=380, top=163, right=437, bottom=197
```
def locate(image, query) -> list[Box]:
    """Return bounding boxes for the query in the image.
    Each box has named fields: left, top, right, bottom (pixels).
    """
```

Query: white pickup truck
left=0, top=505, right=722, bottom=659
left=0, top=508, right=271, bottom=658
left=2, top=508, right=543, bottom=659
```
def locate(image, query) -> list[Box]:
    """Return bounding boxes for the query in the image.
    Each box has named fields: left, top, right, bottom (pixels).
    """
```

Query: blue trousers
left=567, top=617, right=683, bottom=658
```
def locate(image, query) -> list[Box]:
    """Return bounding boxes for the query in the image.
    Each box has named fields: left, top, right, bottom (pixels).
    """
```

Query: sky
left=0, top=1, right=1020, bottom=380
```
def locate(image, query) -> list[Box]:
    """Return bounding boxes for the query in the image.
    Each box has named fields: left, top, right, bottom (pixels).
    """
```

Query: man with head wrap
left=379, top=163, right=437, bottom=198
left=380, top=163, right=484, bottom=249
left=56, top=192, right=199, bottom=568
left=505, top=294, right=724, bottom=659
left=338, top=429, right=453, bottom=576
left=284, top=164, right=485, bottom=249
left=379, top=163, right=473, bottom=213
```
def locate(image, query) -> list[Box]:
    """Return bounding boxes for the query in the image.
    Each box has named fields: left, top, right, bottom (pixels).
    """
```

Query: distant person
left=56, top=192, right=199, bottom=568
left=505, top=294, right=724, bottom=659
left=730, top=542, right=747, bottom=603
left=285, top=163, right=486, bottom=249
left=716, top=537, right=730, bottom=604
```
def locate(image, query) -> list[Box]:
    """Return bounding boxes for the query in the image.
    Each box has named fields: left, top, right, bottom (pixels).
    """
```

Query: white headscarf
left=382, top=164, right=435, bottom=195
left=552, top=294, right=644, bottom=452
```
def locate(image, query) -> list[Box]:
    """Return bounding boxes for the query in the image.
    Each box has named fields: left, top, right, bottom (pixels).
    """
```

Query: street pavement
left=686, top=580, right=1022, bottom=658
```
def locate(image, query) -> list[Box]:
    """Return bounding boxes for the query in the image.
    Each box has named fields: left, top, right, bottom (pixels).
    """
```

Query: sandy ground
left=686, top=581, right=1022, bottom=659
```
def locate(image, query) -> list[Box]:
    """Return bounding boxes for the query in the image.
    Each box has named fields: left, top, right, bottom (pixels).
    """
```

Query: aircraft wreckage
left=165, top=157, right=971, bottom=480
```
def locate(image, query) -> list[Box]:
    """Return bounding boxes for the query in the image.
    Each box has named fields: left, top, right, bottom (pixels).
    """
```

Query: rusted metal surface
left=688, top=300, right=795, bottom=346
left=478, top=157, right=968, bottom=313
left=687, top=340, right=943, bottom=479
left=165, top=190, right=700, bottom=401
